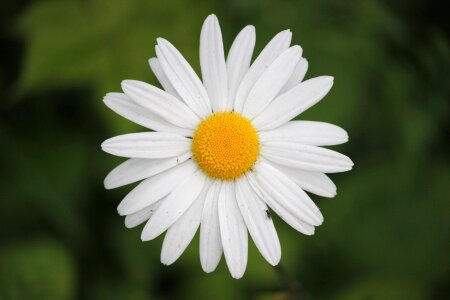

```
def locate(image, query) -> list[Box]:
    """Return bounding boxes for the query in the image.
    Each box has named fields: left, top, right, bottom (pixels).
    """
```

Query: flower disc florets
left=192, top=112, right=259, bottom=180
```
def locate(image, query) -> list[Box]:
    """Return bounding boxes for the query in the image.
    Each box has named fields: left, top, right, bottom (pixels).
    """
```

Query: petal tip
left=276, top=29, right=292, bottom=39
left=230, top=272, right=244, bottom=280
left=346, top=157, right=354, bottom=169
left=202, top=267, right=215, bottom=274
left=290, top=45, right=302, bottom=54
left=206, top=13, right=218, bottom=20
left=268, top=255, right=281, bottom=266
left=140, top=231, right=150, bottom=241
left=246, top=25, right=255, bottom=32
left=103, top=92, right=115, bottom=100
left=160, top=256, right=174, bottom=266
left=117, top=202, right=129, bottom=216
left=102, top=97, right=111, bottom=106
left=103, top=177, right=113, bottom=190
left=120, top=80, right=132, bottom=91
left=201, top=257, right=221, bottom=274
left=124, top=218, right=135, bottom=229
left=100, top=145, right=108, bottom=153
left=156, top=37, right=168, bottom=46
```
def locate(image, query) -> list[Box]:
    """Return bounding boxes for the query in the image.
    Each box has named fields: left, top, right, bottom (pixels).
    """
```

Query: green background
left=0, top=0, right=448, bottom=299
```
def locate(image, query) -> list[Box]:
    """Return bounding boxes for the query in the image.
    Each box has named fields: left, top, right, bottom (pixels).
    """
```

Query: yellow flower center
left=192, top=112, right=259, bottom=180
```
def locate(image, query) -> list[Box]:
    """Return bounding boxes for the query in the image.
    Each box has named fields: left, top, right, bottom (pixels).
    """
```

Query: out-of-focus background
left=0, top=0, right=448, bottom=299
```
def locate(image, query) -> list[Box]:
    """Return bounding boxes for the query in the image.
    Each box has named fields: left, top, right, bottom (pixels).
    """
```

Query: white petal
left=101, top=132, right=191, bottom=159
left=218, top=181, right=248, bottom=279
left=269, top=163, right=336, bottom=198
left=141, top=171, right=206, bottom=241
left=279, top=58, right=308, bottom=94
left=254, top=161, right=323, bottom=226
left=242, top=46, right=302, bottom=119
left=200, top=181, right=223, bottom=273
left=156, top=38, right=212, bottom=118
left=148, top=57, right=179, bottom=97
left=117, top=160, right=197, bottom=216
left=261, top=141, right=353, bottom=173
left=234, top=30, right=292, bottom=113
left=200, top=14, right=228, bottom=112
left=252, top=76, right=334, bottom=130
left=226, top=25, right=255, bottom=109
left=121, top=80, right=200, bottom=129
left=103, top=93, right=192, bottom=136
left=259, top=121, right=348, bottom=146
left=161, top=178, right=212, bottom=265
left=246, top=171, right=315, bottom=235
left=124, top=201, right=161, bottom=228
left=104, top=153, right=192, bottom=189
left=235, top=177, right=281, bottom=265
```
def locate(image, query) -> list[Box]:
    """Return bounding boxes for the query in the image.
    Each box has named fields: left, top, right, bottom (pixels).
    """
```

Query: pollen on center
left=192, top=112, right=260, bottom=180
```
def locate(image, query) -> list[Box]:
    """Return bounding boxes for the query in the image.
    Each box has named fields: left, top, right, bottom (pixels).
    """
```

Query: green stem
left=274, top=264, right=308, bottom=300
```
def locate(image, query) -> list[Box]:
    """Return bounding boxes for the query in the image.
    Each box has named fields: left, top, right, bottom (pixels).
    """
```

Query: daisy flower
left=102, top=14, right=353, bottom=279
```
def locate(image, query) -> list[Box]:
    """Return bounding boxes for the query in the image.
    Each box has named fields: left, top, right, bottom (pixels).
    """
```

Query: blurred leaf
left=18, top=0, right=212, bottom=96
left=0, top=238, right=76, bottom=300
left=17, top=0, right=213, bottom=133
left=336, top=277, right=424, bottom=300
left=0, top=128, right=91, bottom=245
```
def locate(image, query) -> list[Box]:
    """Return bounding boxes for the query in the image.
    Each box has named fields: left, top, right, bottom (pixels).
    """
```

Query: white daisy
left=102, top=14, right=353, bottom=279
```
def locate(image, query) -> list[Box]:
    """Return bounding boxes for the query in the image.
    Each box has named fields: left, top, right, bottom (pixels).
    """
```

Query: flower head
left=102, top=14, right=353, bottom=279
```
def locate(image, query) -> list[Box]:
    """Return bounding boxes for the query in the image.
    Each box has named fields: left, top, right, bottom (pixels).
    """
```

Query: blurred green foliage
left=0, top=238, right=76, bottom=300
left=0, top=0, right=449, bottom=299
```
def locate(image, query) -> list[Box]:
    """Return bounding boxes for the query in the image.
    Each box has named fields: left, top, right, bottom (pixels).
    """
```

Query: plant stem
left=274, top=264, right=308, bottom=300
